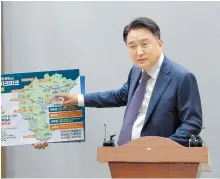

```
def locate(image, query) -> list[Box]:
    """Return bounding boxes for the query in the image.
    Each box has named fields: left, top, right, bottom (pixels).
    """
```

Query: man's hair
left=123, top=17, right=161, bottom=43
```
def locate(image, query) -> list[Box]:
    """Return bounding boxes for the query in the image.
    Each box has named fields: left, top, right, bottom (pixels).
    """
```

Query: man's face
left=126, top=28, right=163, bottom=71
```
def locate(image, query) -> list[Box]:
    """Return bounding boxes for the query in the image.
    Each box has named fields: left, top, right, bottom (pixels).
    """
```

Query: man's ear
left=159, top=40, right=163, bottom=47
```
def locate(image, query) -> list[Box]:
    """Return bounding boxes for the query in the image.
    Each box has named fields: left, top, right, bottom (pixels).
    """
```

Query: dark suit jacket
left=84, top=55, right=203, bottom=146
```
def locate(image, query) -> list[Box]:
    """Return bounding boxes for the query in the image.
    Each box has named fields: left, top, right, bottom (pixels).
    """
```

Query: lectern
left=97, top=136, right=211, bottom=178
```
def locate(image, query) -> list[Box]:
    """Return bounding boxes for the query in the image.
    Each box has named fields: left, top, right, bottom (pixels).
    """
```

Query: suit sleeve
left=83, top=67, right=133, bottom=108
left=169, top=72, right=203, bottom=146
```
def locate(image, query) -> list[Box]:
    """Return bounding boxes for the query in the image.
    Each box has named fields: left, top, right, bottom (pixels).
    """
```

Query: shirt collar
left=143, top=53, right=164, bottom=80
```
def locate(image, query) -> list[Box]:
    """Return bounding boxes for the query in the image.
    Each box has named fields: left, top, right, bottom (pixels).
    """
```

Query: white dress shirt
left=77, top=53, right=164, bottom=140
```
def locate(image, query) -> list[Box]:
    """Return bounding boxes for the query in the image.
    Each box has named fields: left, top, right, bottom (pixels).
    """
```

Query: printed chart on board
left=1, top=69, right=85, bottom=146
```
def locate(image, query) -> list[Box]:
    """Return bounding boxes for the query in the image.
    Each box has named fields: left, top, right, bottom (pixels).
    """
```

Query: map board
left=1, top=69, right=85, bottom=146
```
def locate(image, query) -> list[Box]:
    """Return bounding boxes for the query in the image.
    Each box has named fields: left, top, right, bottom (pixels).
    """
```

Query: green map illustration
left=17, top=73, right=77, bottom=141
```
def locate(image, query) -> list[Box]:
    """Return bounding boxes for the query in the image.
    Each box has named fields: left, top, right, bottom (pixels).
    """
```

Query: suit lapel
left=144, top=57, right=171, bottom=125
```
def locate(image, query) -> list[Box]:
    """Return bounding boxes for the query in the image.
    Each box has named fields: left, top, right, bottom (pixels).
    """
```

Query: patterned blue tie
left=117, top=71, right=149, bottom=146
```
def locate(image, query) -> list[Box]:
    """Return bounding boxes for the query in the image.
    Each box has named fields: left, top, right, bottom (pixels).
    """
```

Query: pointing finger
left=55, top=94, right=68, bottom=99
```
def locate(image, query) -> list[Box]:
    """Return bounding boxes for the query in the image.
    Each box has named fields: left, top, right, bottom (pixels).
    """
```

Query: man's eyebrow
left=140, top=38, right=151, bottom=42
left=127, top=41, right=135, bottom=45
left=127, top=38, right=151, bottom=44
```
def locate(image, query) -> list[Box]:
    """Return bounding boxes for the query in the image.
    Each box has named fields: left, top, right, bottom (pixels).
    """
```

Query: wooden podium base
left=97, top=137, right=210, bottom=178
left=109, top=162, right=199, bottom=178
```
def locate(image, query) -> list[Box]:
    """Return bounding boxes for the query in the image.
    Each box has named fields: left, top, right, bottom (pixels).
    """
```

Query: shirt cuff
left=77, top=94, right=85, bottom=106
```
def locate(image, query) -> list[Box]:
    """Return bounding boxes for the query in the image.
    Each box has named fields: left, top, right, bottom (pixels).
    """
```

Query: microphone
left=102, top=124, right=116, bottom=147
left=188, top=125, right=206, bottom=147
left=189, top=135, right=203, bottom=147
left=104, top=124, right=107, bottom=143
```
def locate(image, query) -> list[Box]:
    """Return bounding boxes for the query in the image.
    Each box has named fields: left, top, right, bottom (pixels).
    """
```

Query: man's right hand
left=55, top=93, right=79, bottom=106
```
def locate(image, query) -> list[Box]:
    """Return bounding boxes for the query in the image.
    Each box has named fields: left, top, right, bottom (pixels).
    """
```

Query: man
left=33, top=17, right=203, bottom=149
